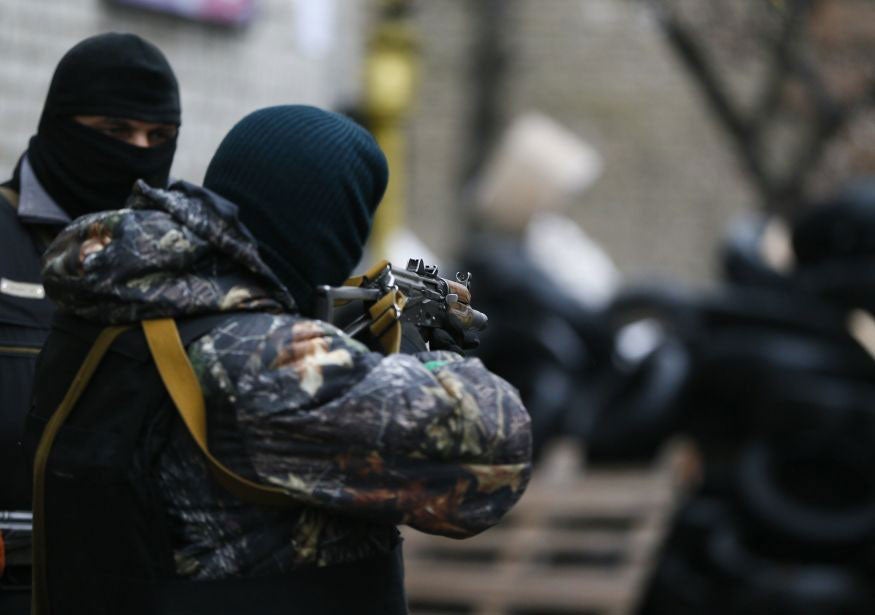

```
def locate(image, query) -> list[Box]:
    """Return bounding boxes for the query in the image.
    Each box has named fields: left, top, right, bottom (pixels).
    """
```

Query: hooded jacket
left=34, top=180, right=532, bottom=580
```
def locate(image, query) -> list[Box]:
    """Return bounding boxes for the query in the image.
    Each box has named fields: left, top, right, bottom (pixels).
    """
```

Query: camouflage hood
left=42, top=180, right=295, bottom=323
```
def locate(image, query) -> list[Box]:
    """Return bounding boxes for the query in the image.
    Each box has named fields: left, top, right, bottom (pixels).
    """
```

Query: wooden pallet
left=402, top=440, right=690, bottom=615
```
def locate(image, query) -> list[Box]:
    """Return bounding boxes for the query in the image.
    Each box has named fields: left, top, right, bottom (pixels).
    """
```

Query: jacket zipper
left=0, top=345, right=40, bottom=356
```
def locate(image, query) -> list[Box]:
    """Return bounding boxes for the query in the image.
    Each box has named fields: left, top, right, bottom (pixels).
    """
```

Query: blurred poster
left=111, top=0, right=256, bottom=27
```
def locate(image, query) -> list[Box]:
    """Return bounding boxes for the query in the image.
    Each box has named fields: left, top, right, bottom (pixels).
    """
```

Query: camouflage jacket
left=42, top=180, right=532, bottom=580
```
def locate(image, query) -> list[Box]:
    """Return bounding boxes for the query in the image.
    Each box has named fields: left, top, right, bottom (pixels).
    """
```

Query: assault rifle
left=314, top=258, right=488, bottom=353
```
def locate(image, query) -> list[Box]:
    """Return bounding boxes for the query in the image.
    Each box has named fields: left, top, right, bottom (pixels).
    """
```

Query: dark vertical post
left=461, top=0, right=514, bottom=217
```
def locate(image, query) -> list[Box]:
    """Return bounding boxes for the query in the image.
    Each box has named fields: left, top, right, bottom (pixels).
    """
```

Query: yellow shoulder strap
left=31, top=325, right=130, bottom=615
left=32, top=318, right=298, bottom=614
left=0, top=186, right=19, bottom=210
left=141, top=318, right=295, bottom=508
left=342, top=260, right=404, bottom=354
left=367, top=289, right=405, bottom=354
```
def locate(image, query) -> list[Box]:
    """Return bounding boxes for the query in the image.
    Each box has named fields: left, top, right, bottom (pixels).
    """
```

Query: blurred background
left=2, top=1, right=875, bottom=613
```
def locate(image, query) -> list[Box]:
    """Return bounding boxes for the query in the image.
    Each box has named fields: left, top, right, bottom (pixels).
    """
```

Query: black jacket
left=28, top=314, right=407, bottom=615
left=0, top=189, right=56, bottom=511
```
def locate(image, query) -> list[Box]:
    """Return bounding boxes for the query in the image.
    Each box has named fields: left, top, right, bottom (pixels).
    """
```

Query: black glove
left=428, top=313, right=480, bottom=355
left=428, top=327, right=466, bottom=355
left=458, top=328, right=481, bottom=351
left=399, top=321, right=429, bottom=354
left=400, top=315, right=481, bottom=356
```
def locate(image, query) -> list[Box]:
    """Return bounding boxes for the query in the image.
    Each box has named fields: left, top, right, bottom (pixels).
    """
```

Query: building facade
left=0, top=0, right=368, bottom=184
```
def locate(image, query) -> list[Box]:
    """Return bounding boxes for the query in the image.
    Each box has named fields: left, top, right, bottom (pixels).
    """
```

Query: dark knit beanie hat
left=40, top=32, right=181, bottom=123
left=203, top=105, right=389, bottom=314
left=14, top=32, right=181, bottom=219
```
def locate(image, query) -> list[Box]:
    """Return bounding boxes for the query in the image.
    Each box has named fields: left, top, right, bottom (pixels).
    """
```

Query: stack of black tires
left=461, top=234, right=612, bottom=461
left=640, top=180, right=875, bottom=614
left=464, top=180, right=875, bottom=614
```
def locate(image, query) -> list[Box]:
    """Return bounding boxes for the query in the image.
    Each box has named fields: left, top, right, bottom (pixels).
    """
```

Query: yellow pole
left=370, top=123, right=405, bottom=251
left=364, top=2, right=419, bottom=259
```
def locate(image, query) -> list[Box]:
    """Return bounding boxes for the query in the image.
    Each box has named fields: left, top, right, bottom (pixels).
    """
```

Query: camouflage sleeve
left=188, top=313, right=532, bottom=538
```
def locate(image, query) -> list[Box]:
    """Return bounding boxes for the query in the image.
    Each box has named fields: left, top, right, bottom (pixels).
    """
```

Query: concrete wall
left=404, top=1, right=475, bottom=269
left=0, top=0, right=367, bottom=183
left=1, top=0, right=766, bottom=283
left=408, top=0, right=758, bottom=283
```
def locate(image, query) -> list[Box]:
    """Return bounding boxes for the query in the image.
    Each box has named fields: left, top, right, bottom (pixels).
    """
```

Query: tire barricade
left=461, top=180, right=875, bottom=613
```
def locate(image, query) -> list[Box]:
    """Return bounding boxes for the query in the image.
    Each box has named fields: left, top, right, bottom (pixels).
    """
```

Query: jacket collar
left=17, top=155, right=71, bottom=226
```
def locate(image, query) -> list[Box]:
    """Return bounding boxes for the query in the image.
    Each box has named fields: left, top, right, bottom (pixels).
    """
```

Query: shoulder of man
left=0, top=186, right=43, bottom=255
left=0, top=186, right=60, bottom=254
left=184, top=309, right=384, bottom=414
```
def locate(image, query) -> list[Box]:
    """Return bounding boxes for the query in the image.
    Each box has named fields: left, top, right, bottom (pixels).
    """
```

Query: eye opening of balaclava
left=203, top=105, right=389, bottom=315
left=18, top=32, right=181, bottom=220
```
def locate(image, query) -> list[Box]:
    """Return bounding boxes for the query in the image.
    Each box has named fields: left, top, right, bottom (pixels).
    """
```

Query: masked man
left=26, top=105, right=530, bottom=615
left=0, top=32, right=180, bottom=609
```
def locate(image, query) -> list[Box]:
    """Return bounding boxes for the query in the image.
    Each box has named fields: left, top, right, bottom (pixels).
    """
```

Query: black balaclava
left=12, top=32, right=181, bottom=219
left=203, top=105, right=389, bottom=315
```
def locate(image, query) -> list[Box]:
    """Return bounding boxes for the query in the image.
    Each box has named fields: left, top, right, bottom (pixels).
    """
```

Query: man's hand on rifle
left=428, top=312, right=481, bottom=355
left=399, top=316, right=480, bottom=356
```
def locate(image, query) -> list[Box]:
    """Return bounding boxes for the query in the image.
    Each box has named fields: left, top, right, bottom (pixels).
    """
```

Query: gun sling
left=31, top=317, right=297, bottom=614
left=337, top=259, right=405, bottom=354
